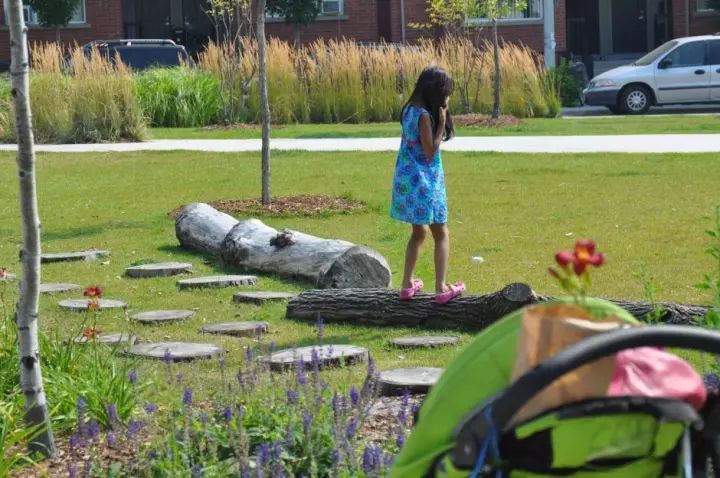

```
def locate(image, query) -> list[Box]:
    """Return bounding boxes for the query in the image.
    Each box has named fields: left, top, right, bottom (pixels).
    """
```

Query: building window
left=470, top=0, right=542, bottom=22
left=3, top=0, right=86, bottom=25
left=696, top=0, right=716, bottom=11
left=321, top=0, right=343, bottom=16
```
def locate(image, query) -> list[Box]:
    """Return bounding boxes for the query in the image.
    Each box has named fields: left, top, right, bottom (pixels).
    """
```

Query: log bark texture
left=175, top=203, right=392, bottom=289
left=220, top=218, right=391, bottom=288
left=286, top=283, right=537, bottom=329
left=8, top=0, right=56, bottom=457
left=286, top=284, right=710, bottom=330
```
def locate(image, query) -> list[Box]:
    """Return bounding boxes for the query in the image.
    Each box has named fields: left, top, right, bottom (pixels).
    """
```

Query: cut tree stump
left=286, top=283, right=709, bottom=330
left=72, top=333, right=136, bottom=346
left=262, top=344, right=369, bottom=371
left=200, top=321, right=269, bottom=337
left=41, top=250, right=109, bottom=263
left=131, top=310, right=195, bottom=325
left=59, top=299, right=128, bottom=312
left=175, top=203, right=391, bottom=289
left=177, top=275, right=258, bottom=290
left=377, top=367, right=444, bottom=396
left=40, top=283, right=81, bottom=294
left=234, top=291, right=298, bottom=305
left=391, top=336, right=459, bottom=348
left=125, top=262, right=192, bottom=278
left=127, top=342, right=223, bottom=362
left=286, top=283, right=537, bottom=330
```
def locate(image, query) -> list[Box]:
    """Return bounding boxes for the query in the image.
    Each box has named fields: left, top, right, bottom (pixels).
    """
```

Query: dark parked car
left=79, top=39, right=191, bottom=70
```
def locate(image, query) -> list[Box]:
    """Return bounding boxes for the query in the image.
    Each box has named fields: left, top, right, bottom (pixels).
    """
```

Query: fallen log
left=175, top=203, right=392, bottom=289
left=286, top=283, right=710, bottom=330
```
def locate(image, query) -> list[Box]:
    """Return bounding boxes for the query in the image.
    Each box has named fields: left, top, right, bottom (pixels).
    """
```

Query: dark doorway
left=377, top=0, right=392, bottom=43
left=652, top=0, right=673, bottom=48
left=566, top=0, right=600, bottom=55
left=612, top=0, right=648, bottom=53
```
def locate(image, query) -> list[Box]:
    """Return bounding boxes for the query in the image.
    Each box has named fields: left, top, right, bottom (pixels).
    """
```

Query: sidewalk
left=2, top=134, right=720, bottom=154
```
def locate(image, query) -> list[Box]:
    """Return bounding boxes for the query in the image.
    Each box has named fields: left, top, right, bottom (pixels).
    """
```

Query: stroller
left=389, top=297, right=720, bottom=478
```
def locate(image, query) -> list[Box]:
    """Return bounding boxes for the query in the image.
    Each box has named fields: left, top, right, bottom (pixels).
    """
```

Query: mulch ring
left=169, top=195, right=366, bottom=219
left=453, top=114, right=523, bottom=128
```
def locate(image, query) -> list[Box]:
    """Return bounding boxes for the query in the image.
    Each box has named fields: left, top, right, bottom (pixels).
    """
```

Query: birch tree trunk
left=7, top=0, right=56, bottom=457
left=491, top=16, right=501, bottom=120
left=257, top=0, right=271, bottom=205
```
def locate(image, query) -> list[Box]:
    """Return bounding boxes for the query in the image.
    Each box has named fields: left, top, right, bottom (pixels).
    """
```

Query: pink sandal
left=400, top=279, right=424, bottom=301
left=435, top=281, right=465, bottom=305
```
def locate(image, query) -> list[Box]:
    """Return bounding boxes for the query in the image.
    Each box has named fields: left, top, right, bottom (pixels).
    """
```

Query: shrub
left=553, top=58, right=583, bottom=108
left=136, top=67, right=221, bottom=127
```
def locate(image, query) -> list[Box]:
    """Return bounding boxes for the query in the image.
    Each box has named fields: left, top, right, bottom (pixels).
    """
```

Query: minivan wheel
left=620, top=86, right=651, bottom=115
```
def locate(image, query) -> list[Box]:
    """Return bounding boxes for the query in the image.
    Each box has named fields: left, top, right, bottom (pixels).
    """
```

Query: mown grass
left=0, top=150, right=718, bottom=405
left=150, top=114, right=720, bottom=140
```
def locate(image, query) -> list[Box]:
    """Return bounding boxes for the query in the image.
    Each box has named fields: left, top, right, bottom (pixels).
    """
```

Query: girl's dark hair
left=401, top=65, right=455, bottom=141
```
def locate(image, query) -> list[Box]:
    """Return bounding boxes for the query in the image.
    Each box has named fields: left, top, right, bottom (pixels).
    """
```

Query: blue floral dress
left=390, top=105, right=448, bottom=225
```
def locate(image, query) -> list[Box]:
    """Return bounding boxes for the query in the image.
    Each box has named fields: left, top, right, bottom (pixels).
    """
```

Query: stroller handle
left=492, top=325, right=720, bottom=431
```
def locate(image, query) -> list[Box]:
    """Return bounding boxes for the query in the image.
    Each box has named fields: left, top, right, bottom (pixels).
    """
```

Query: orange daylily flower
left=82, top=327, right=101, bottom=339
left=84, top=286, right=103, bottom=299
left=555, top=240, right=605, bottom=275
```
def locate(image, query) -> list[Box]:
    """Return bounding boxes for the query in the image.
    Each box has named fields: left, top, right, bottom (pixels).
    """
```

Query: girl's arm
left=419, top=108, right=447, bottom=162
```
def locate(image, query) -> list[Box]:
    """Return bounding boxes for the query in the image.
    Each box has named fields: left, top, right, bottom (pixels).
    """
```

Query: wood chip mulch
left=169, top=195, right=366, bottom=219
left=453, top=114, right=523, bottom=128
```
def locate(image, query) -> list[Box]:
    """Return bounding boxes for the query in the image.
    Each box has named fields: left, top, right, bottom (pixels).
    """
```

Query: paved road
left=562, top=105, right=720, bottom=117
left=2, top=134, right=720, bottom=154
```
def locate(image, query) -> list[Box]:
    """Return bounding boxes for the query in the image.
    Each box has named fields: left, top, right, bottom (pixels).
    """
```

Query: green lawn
left=150, top=115, right=720, bottom=140
left=0, top=150, right=718, bottom=404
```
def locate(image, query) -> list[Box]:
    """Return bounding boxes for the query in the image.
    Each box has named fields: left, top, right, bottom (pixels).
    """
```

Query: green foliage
left=266, top=0, right=322, bottom=27
left=136, top=68, right=222, bottom=127
left=26, top=0, right=81, bottom=29
left=695, top=206, right=720, bottom=329
left=0, top=398, right=40, bottom=477
left=551, top=58, right=583, bottom=107
left=477, top=0, right=527, bottom=21
left=638, top=262, right=666, bottom=325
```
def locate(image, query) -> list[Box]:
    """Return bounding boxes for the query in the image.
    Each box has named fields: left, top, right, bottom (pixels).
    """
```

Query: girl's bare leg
left=430, top=223, right=449, bottom=293
left=401, top=224, right=428, bottom=289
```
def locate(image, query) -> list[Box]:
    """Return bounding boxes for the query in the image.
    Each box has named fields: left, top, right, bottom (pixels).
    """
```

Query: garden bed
left=169, top=195, right=366, bottom=219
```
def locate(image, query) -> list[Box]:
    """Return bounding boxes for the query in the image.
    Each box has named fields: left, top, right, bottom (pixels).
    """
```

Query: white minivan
left=582, top=34, right=720, bottom=114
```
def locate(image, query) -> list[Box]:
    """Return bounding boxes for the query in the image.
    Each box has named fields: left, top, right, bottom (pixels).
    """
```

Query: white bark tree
left=6, top=0, right=56, bottom=458
left=257, top=0, right=271, bottom=205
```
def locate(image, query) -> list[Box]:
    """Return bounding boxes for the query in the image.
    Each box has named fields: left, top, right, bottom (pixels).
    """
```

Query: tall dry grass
left=0, top=42, right=146, bottom=143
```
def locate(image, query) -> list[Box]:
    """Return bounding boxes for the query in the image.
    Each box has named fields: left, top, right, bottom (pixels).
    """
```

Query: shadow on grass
left=43, top=221, right=145, bottom=243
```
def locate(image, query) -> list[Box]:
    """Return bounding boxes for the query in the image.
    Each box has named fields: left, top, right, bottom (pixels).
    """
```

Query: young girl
left=391, top=66, right=465, bottom=304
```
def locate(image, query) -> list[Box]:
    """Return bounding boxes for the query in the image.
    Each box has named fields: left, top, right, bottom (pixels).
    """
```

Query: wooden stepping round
left=200, top=321, right=269, bottom=337
left=177, top=275, right=258, bottom=290
left=378, top=367, right=444, bottom=396
left=391, top=336, right=459, bottom=349
left=233, top=291, right=297, bottom=305
left=72, top=332, right=136, bottom=346
left=131, top=310, right=195, bottom=325
left=40, top=283, right=81, bottom=294
left=41, top=250, right=109, bottom=263
left=263, top=344, right=368, bottom=371
left=127, top=342, right=223, bottom=362
left=124, top=262, right=192, bottom=279
left=58, top=299, right=128, bottom=312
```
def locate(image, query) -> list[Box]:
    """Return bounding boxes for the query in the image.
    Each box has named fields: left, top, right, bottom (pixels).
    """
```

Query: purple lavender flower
left=127, top=420, right=144, bottom=438
left=311, top=348, right=321, bottom=370
left=315, top=316, right=324, bottom=341
left=302, top=409, right=312, bottom=435
left=106, top=431, right=116, bottom=448
left=236, top=405, right=245, bottom=420
left=236, top=371, right=245, bottom=387
left=411, top=402, right=420, bottom=418
left=128, top=369, right=138, bottom=384
left=76, top=396, right=87, bottom=416
left=397, top=407, right=407, bottom=427
left=223, top=407, right=233, bottom=422
left=182, top=388, right=193, bottom=407
left=367, top=356, right=377, bottom=377
left=106, top=404, right=119, bottom=424
left=163, top=348, right=173, bottom=364
left=396, top=431, right=406, bottom=449
left=704, top=372, right=720, bottom=392
left=296, top=359, right=308, bottom=386
left=191, top=464, right=203, bottom=478
left=86, top=420, right=100, bottom=440
left=69, top=433, right=82, bottom=449
left=241, top=466, right=250, bottom=478
left=332, top=448, right=340, bottom=466
left=258, top=442, right=271, bottom=466
left=362, top=446, right=375, bottom=473
left=332, top=392, right=341, bottom=418
left=245, top=347, right=254, bottom=363
left=401, top=389, right=410, bottom=408
left=287, top=389, right=299, bottom=405
left=383, top=453, right=395, bottom=469
left=346, top=416, right=357, bottom=439
left=68, top=465, right=78, bottom=478
left=144, top=403, right=158, bottom=415
left=200, top=412, right=209, bottom=424
left=349, top=386, right=360, bottom=407
left=285, top=422, right=294, bottom=450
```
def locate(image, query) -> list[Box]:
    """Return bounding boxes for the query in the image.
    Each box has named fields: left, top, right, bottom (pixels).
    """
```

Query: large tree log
left=286, top=283, right=710, bottom=330
left=220, top=219, right=391, bottom=289
left=175, top=203, right=392, bottom=289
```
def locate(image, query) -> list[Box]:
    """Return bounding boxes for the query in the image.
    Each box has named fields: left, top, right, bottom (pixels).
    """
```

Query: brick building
left=1, top=0, right=719, bottom=69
